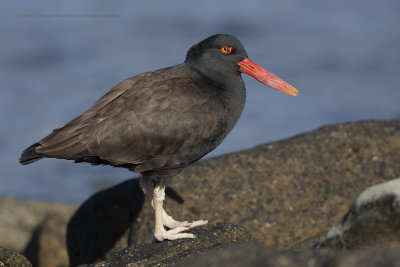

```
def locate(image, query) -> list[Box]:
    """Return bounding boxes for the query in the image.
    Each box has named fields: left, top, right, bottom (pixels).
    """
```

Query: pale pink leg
left=140, top=176, right=208, bottom=241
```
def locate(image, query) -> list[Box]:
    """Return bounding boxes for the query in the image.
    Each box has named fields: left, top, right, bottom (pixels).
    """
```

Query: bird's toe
left=189, top=219, right=208, bottom=228
left=154, top=228, right=196, bottom=241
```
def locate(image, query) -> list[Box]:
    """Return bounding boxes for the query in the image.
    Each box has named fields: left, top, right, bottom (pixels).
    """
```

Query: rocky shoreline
left=1, top=120, right=399, bottom=266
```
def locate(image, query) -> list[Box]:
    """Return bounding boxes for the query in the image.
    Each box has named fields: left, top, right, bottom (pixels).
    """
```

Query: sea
left=1, top=0, right=399, bottom=203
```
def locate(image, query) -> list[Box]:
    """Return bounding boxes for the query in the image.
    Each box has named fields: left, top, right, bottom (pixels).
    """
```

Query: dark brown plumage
left=22, top=65, right=231, bottom=176
left=20, top=34, right=298, bottom=241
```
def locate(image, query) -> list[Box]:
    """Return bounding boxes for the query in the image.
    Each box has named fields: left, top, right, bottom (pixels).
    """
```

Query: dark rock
left=173, top=245, right=400, bottom=267
left=0, top=246, right=32, bottom=267
left=66, top=120, right=400, bottom=265
left=174, top=245, right=332, bottom=267
left=333, top=247, right=400, bottom=267
left=82, top=223, right=252, bottom=267
left=314, top=178, right=400, bottom=249
left=131, top=120, right=400, bottom=249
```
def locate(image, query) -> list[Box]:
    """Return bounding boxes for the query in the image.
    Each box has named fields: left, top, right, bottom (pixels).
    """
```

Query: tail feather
left=19, top=143, right=44, bottom=165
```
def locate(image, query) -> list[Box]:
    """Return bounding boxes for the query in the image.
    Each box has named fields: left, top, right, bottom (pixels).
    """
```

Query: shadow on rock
left=66, top=178, right=145, bottom=266
left=24, top=211, right=73, bottom=267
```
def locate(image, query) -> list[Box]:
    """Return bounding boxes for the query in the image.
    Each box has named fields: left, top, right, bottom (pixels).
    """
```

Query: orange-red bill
left=237, top=58, right=298, bottom=96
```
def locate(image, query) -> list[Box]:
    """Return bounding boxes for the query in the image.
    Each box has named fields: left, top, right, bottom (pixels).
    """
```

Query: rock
left=314, top=178, right=400, bottom=249
left=82, top=223, right=252, bottom=267
left=332, top=247, right=400, bottom=267
left=24, top=211, right=74, bottom=267
left=0, top=246, right=32, bottom=267
left=164, top=120, right=400, bottom=249
left=173, top=245, right=400, bottom=267
left=66, top=178, right=189, bottom=266
left=66, top=120, right=400, bottom=264
left=174, top=245, right=332, bottom=267
left=0, top=197, right=75, bottom=252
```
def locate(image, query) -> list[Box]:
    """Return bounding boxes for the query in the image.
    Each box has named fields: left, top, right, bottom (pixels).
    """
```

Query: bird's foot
left=162, top=210, right=208, bottom=229
left=154, top=215, right=208, bottom=241
left=154, top=226, right=196, bottom=241
left=144, top=176, right=209, bottom=241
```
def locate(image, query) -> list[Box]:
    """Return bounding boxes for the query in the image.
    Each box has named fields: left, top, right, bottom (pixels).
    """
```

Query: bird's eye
left=220, top=46, right=232, bottom=54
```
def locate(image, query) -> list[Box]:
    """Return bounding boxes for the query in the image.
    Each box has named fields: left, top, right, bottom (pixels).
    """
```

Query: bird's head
left=185, top=34, right=298, bottom=96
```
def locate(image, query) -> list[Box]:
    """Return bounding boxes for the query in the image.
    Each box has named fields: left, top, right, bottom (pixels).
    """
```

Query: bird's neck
left=185, top=62, right=244, bottom=95
left=187, top=64, right=247, bottom=131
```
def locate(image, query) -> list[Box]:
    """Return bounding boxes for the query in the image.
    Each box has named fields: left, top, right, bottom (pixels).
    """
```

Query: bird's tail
left=19, top=143, right=44, bottom=165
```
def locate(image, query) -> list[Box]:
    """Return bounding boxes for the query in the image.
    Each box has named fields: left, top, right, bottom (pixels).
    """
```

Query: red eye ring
left=220, top=46, right=232, bottom=54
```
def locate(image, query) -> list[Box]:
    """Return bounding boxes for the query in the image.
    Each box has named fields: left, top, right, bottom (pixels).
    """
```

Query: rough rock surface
left=0, top=246, right=32, bottom=267
left=72, top=178, right=400, bottom=266
left=66, top=120, right=400, bottom=263
left=81, top=223, right=252, bottom=267
left=314, top=178, right=400, bottom=249
left=5, top=120, right=400, bottom=266
left=0, top=197, right=75, bottom=253
left=173, top=245, right=400, bottom=267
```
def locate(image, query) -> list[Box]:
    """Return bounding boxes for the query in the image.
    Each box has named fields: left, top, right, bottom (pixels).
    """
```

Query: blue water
left=1, top=0, right=399, bottom=203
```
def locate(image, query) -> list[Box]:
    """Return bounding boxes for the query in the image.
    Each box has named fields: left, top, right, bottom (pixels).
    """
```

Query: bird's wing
left=36, top=67, right=227, bottom=167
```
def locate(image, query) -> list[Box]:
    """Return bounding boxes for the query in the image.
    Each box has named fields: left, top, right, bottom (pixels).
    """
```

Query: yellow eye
left=220, top=46, right=232, bottom=54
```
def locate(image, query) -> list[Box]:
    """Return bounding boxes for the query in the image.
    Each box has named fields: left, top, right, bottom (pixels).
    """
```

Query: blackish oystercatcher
left=20, top=34, right=298, bottom=241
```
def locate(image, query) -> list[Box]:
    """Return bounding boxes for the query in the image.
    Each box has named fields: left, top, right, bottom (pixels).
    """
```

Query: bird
left=20, top=34, right=298, bottom=241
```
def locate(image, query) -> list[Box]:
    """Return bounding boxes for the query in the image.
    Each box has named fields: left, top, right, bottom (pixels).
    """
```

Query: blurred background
left=1, top=0, right=399, bottom=203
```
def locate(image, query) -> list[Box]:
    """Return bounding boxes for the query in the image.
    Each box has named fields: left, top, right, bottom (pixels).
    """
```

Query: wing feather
left=36, top=65, right=227, bottom=170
